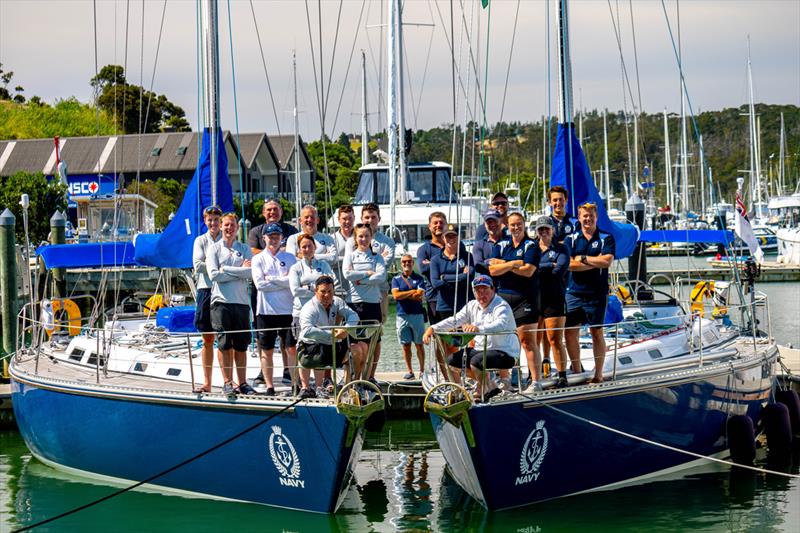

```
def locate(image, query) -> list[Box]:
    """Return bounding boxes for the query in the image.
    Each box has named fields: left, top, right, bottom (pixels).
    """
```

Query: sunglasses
left=492, top=201, right=508, bottom=206
left=355, top=223, right=371, bottom=228
left=203, top=205, right=222, bottom=215
left=401, top=260, right=414, bottom=264
left=579, top=202, right=597, bottom=209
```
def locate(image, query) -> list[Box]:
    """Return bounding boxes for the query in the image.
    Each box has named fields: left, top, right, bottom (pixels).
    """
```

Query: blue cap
left=483, top=208, right=502, bottom=221
left=264, top=223, right=283, bottom=235
left=471, top=274, right=494, bottom=288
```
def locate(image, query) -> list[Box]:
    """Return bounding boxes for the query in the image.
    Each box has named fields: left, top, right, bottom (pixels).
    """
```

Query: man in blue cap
left=472, top=208, right=508, bottom=274
left=423, top=274, right=519, bottom=402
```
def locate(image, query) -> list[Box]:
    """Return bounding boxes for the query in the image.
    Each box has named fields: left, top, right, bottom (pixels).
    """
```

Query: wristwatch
left=580, top=255, right=588, bottom=265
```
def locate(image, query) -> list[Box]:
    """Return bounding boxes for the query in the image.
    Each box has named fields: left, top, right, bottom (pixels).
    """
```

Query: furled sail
left=134, top=129, right=234, bottom=268
left=550, top=123, right=638, bottom=258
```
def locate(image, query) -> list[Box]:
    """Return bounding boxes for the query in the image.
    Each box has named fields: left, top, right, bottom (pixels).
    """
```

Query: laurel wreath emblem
left=519, top=420, right=549, bottom=475
left=269, top=426, right=302, bottom=479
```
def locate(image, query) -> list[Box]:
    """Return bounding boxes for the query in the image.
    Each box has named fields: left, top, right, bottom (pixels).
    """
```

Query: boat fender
left=690, top=280, right=714, bottom=317
left=615, top=285, right=633, bottom=304
left=726, top=415, right=756, bottom=465
left=775, top=389, right=800, bottom=437
left=762, top=403, right=793, bottom=458
left=46, top=298, right=82, bottom=337
left=144, top=294, right=165, bottom=317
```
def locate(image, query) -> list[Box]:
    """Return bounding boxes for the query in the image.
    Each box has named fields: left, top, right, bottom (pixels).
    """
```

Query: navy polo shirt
left=564, top=229, right=616, bottom=296
left=491, top=236, right=541, bottom=297
left=391, top=272, right=427, bottom=317
left=549, top=214, right=577, bottom=243
left=537, top=241, right=570, bottom=303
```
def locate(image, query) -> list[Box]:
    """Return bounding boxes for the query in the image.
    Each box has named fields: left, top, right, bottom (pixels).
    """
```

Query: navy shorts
left=194, top=288, right=213, bottom=333
left=256, top=314, right=296, bottom=349
left=348, top=301, right=383, bottom=342
left=211, top=303, right=252, bottom=351
left=297, top=340, right=350, bottom=369
left=498, top=292, right=539, bottom=326
left=448, top=347, right=515, bottom=371
left=565, top=293, right=608, bottom=328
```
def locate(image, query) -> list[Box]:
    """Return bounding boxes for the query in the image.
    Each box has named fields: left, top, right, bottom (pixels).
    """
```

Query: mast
left=747, top=38, right=763, bottom=218
left=361, top=51, right=369, bottom=167
left=633, top=113, right=639, bottom=188
left=680, top=96, right=689, bottom=215
left=386, top=0, right=398, bottom=233
left=603, top=109, right=611, bottom=210
left=699, top=133, right=706, bottom=217
left=293, top=50, right=301, bottom=220
left=779, top=112, right=786, bottom=195
left=556, top=0, right=575, bottom=212
left=396, top=0, right=407, bottom=204
left=202, top=0, right=220, bottom=206
left=663, top=109, right=672, bottom=210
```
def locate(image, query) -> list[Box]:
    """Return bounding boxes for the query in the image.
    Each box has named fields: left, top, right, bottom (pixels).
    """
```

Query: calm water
left=2, top=420, right=799, bottom=533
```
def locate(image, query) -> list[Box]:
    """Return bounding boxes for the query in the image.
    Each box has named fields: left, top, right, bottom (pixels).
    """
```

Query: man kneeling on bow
left=423, top=274, right=520, bottom=401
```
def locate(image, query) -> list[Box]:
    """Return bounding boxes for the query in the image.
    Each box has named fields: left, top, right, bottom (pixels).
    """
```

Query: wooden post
left=0, top=208, right=18, bottom=377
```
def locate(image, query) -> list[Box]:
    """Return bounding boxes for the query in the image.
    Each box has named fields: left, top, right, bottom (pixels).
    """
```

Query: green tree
left=0, top=172, right=67, bottom=242
left=91, top=65, right=190, bottom=134
left=136, top=178, right=187, bottom=230
left=307, top=140, right=360, bottom=222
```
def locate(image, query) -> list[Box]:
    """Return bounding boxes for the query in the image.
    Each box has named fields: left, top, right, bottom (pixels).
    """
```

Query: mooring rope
left=11, top=397, right=303, bottom=533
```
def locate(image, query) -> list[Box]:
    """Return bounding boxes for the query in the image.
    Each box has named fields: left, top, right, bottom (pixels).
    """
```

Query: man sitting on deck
left=296, top=276, right=368, bottom=399
left=422, top=274, right=519, bottom=401
left=564, top=202, right=616, bottom=383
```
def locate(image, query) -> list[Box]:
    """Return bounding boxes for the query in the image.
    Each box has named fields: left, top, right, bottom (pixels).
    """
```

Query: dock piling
left=0, top=208, right=18, bottom=377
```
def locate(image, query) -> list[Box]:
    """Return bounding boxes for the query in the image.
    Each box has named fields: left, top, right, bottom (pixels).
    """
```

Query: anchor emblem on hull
left=268, top=426, right=305, bottom=488
left=516, top=420, right=548, bottom=485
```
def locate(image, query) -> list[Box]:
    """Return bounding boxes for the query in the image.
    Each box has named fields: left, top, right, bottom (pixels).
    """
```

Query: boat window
left=86, top=352, right=106, bottom=367
left=435, top=169, right=452, bottom=202
left=167, top=368, right=181, bottom=377
left=648, top=349, right=663, bottom=359
left=403, top=225, right=418, bottom=243
left=69, top=347, right=85, bottom=362
left=354, top=170, right=390, bottom=204
left=618, top=356, right=633, bottom=365
left=134, top=362, right=148, bottom=372
left=407, top=170, right=433, bottom=202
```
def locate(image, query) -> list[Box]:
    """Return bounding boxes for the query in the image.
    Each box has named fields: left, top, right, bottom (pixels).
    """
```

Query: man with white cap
left=423, top=274, right=519, bottom=401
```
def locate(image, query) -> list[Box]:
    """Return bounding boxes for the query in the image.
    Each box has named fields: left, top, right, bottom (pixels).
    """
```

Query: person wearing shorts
left=207, top=213, right=254, bottom=395
left=296, top=276, right=367, bottom=399
left=488, top=212, right=542, bottom=383
left=343, top=223, right=387, bottom=381
left=564, top=202, right=616, bottom=383
left=191, top=205, right=222, bottom=393
left=423, top=275, right=520, bottom=401
left=533, top=215, right=572, bottom=388
left=252, top=223, right=297, bottom=395
left=391, top=254, right=427, bottom=379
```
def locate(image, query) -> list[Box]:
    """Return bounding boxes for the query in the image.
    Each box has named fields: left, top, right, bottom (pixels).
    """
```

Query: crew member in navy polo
left=488, top=212, right=542, bottom=383
left=475, top=192, right=509, bottom=241
left=563, top=202, right=615, bottom=383
left=472, top=208, right=508, bottom=274
left=416, top=211, right=448, bottom=319
left=547, top=185, right=577, bottom=243
left=429, top=224, right=475, bottom=320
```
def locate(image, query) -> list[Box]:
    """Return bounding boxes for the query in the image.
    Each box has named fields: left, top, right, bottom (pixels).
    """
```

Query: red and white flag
left=734, top=190, right=764, bottom=263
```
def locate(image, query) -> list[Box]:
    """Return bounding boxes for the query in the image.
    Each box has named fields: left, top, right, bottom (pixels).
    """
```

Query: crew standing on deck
left=430, top=224, right=474, bottom=320
left=391, top=254, right=427, bottom=379
left=343, top=223, right=387, bottom=382
left=207, top=213, right=255, bottom=396
left=475, top=192, right=510, bottom=241
left=332, top=204, right=356, bottom=298
left=251, top=223, right=297, bottom=395
left=564, top=202, right=616, bottom=383
left=488, top=212, right=542, bottom=384
left=533, top=216, right=572, bottom=388
left=191, top=205, right=223, bottom=393
left=286, top=205, right=336, bottom=268
left=548, top=186, right=576, bottom=243
left=417, top=211, right=448, bottom=320
left=472, top=208, right=507, bottom=274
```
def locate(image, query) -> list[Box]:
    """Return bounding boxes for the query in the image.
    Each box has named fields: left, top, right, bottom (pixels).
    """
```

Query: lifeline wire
left=11, top=398, right=304, bottom=533
left=513, top=389, right=799, bottom=479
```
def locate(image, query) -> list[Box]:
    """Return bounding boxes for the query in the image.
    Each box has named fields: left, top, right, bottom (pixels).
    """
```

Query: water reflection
left=2, top=421, right=799, bottom=532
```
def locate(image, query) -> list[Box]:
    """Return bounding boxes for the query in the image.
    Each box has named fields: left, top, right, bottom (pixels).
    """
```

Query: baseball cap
left=491, top=192, right=509, bottom=203
left=264, top=223, right=284, bottom=235
left=471, top=274, right=494, bottom=288
left=482, top=208, right=502, bottom=221
left=444, top=224, right=458, bottom=236
left=534, top=216, right=554, bottom=231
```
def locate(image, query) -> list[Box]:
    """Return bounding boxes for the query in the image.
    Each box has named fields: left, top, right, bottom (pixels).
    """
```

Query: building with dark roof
left=0, top=131, right=316, bottom=203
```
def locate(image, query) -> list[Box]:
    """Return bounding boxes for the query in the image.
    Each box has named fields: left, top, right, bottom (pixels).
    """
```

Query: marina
left=1, top=0, right=799, bottom=530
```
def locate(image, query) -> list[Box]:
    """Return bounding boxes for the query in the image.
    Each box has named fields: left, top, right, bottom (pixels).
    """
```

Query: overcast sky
left=1, top=0, right=798, bottom=139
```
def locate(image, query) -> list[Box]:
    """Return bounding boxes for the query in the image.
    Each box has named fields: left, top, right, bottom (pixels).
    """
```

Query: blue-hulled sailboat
left=10, top=0, right=378, bottom=513
left=421, top=0, right=779, bottom=510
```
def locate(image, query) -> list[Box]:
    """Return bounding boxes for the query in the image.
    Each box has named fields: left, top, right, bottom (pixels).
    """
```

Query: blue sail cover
left=134, top=129, right=234, bottom=268
left=550, top=123, right=638, bottom=258
left=639, top=230, right=735, bottom=244
left=37, top=242, right=137, bottom=269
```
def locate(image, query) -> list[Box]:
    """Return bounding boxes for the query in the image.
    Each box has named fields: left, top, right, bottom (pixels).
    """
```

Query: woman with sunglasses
left=343, top=223, right=387, bottom=381
left=488, top=212, right=542, bottom=385
left=533, top=216, right=572, bottom=388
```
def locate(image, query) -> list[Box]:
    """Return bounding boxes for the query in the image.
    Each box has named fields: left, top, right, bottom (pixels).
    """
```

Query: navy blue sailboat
left=11, top=1, right=376, bottom=513
left=421, top=0, right=778, bottom=510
